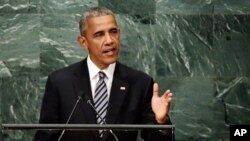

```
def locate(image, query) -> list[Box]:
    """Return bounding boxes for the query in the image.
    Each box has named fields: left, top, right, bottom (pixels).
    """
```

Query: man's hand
left=151, top=83, right=173, bottom=124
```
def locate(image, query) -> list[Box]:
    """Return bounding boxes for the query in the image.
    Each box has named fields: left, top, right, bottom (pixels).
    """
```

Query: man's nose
left=104, top=33, right=113, bottom=44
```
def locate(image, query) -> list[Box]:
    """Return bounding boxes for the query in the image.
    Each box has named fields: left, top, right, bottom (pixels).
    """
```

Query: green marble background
left=1, top=0, right=250, bottom=141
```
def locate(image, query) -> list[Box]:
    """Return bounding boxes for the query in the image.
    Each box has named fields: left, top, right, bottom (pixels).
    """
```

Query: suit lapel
left=72, top=59, right=99, bottom=140
left=106, top=77, right=129, bottom=124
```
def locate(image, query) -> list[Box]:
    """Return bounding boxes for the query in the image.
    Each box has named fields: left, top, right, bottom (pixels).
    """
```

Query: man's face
left=78, top=15, right=120, bottom=69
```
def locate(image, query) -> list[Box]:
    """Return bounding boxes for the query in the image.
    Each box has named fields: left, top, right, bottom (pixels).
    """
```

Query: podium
left=2, top=124, right=175, bottom=141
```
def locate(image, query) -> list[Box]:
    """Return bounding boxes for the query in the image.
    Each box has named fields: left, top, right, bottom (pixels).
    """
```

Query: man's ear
left=77, top=35, right=88, bottom=50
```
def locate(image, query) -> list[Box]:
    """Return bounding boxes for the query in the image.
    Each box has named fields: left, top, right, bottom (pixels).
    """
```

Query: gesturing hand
left=151, top=83, right=173, bottom=124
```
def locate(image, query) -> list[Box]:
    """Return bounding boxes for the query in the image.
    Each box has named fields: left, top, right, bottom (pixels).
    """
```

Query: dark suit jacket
left=34, top=59, right=173, bottom=141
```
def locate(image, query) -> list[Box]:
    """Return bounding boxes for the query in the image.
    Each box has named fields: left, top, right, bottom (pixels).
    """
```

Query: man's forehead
left=87, top=15, right=117, bottom=25
left=86, top=15, right=118, bottom=31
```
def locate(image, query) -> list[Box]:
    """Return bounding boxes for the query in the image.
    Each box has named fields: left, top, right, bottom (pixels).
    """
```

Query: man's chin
left=104, top=57, right=117, bottom=65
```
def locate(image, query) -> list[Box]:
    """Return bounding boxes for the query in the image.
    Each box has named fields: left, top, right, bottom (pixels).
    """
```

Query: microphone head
left=77, top=91, right=85, bottom=100
left=78, top=91, right=84, bottom=97
left=84, top=94, right=90, bottom=101
left=78, top=96, right=82, bottom=100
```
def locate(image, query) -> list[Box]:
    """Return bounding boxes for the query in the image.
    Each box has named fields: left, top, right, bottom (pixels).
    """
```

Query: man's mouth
left=103, top=48, right=116, bottom=56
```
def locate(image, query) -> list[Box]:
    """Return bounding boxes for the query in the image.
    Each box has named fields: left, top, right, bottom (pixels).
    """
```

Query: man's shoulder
left=49, top=60, right=84, bottom=77
left=116, top=62, right=152, bottom=80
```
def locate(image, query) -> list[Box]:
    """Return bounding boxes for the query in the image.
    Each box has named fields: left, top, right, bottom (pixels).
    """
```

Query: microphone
left=58, top=95, right=83, bottom=141
left=83, top=95, right=119, bottom=141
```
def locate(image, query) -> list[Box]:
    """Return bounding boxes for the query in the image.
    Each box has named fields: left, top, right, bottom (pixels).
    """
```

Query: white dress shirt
left=87, top=56, right=116, bottom=100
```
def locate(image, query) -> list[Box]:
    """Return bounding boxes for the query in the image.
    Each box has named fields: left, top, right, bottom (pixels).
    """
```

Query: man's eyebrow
left=93, top=30, right=104, bottom=36
left=110, top=27, right=119, bottom=30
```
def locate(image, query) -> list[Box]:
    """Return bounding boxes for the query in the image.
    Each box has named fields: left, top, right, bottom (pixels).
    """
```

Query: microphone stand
left=86, top=99, right=119, bottom=141
left=58, top=96, right=82, bottom=141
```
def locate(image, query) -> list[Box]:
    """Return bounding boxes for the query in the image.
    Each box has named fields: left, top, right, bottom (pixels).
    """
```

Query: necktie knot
left=99, top=71, right=105, bottom=79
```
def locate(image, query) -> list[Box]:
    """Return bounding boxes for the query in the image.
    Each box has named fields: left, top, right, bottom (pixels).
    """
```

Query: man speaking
left=34, top=7, right=174, bottom=141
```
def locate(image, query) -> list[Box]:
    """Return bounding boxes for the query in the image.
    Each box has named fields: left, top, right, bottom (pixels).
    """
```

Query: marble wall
left=1, top=0, right=250, bottom=141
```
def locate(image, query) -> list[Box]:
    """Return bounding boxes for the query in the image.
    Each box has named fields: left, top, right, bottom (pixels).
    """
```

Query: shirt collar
left=87, top=56, right=116, bottom=80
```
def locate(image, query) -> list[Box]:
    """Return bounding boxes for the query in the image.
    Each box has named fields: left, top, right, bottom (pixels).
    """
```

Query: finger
left=163, top=91, right=173, bottom=103
left=161, top=89, right=171, bottom=98
left=166, top=93, right=172, bottom=102
left=166, top=99, right=171, bottom=109
left=153, top=83, right=159, bottom=97
left=166, top=92, right=173, bottom=98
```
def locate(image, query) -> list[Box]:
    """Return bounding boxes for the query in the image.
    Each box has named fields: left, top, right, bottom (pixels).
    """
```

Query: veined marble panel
left=214, top=0, right=250, bottom=14
left=0, top=0, right=41, bottom=13
left=41, top=0, right=98, bottom=14
left=1, top=0, right=250, bottom=141
left=156, top=0, right=213, bottom=14
left=0, top=14, right=40, bottom=77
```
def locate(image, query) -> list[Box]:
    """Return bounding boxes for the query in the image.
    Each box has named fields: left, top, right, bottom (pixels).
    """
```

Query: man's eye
left=94, top=32, right=104, bottom=37
left=110, top=29, right=118, bottom=34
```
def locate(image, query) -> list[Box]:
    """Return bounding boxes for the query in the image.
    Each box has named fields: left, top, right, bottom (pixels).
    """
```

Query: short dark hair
left=79, top=7, right=115, bottom=36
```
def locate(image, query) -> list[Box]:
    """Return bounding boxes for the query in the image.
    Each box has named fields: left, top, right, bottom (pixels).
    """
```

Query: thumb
left=153, top=83, right=159, bottom=97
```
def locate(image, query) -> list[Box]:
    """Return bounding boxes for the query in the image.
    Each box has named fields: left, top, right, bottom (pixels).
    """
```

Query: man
left=34, top=7, right=173, bottom=141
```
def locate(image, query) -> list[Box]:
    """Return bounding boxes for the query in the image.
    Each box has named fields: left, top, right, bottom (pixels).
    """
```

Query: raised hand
left=151, top=83, right=173, bottom=124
